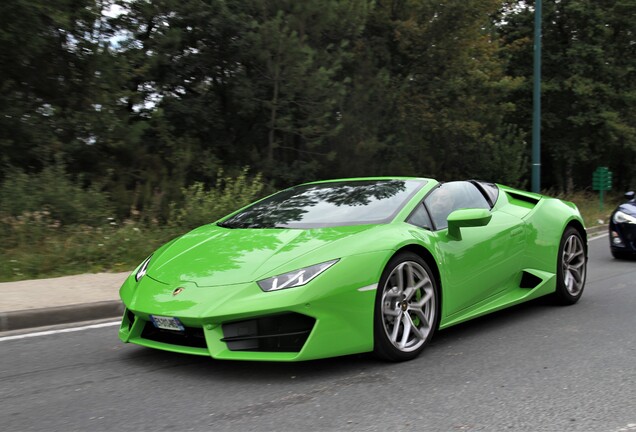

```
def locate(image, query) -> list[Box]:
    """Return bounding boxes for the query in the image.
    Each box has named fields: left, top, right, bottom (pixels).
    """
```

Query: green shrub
left=0, top=162, right=113, bottom=226
left=168, top=168, right=265, bottom=229
left=0, top=166, right=266, bottom=281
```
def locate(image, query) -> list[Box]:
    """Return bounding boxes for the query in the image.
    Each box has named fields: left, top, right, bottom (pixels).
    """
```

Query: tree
left=109, top=0, right=368, bottom=189
left=500, top=0, right=636, bottom=192
left=328, top=0, right=526, bottom=184
left=0, top=0, right=109, bottom=176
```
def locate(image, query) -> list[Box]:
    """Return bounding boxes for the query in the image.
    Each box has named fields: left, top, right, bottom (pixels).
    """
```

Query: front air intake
left=221, top=313, right=315, bottom=352
left=141, top=321, right=207, bottom=348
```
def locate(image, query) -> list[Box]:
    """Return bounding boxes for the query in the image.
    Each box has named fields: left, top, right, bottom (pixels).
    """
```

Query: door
left=424, top=182, right=525, bottom=316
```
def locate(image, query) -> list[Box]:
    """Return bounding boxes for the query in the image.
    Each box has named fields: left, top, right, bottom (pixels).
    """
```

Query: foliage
left=0, top=0, right=635, bottom=280
left=168, top=168, right=266, bottom=229
left=4, top=0, right=633, bottom=207
left=0, top=0, right=116, bottom=176
left=0, top=213, right=179, bottom=281
left=500, top=0, right=636, bottom=192
left=0, top=167, right=265, bottom=280
left=0, top=161, right=113, bottom=225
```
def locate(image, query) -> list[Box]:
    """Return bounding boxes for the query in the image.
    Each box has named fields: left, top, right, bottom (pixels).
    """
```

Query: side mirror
left=447, top=208, right=492, bottom=240
left=625, top=191, right=635, bottom=201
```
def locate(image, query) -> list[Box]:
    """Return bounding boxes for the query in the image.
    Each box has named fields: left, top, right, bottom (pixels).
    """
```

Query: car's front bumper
left=118, top=252, right=387, bottom=361
left=610, top=222, right=636, bottom=254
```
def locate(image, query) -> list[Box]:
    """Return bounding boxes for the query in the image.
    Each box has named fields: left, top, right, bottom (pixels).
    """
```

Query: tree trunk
left=267, top=38, right=282, bottom=164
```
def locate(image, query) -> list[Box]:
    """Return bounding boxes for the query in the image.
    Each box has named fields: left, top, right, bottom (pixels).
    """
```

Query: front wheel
left=554, top=227, right=587, bottom=305
left=373, top=252, right=439, bottom=361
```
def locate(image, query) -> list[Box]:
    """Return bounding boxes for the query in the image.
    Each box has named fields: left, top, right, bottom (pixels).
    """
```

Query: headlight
left=257, top=259, right=339, bottom=292
left=613, top=211, right=636, bottom=224
left=135, top=255, right=152, bottom=282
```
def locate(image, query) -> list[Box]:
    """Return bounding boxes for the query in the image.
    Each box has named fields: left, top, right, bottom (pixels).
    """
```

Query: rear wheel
left=373, top=252, right=439, bottom=361
left=554, top=227, right=586, bottom=305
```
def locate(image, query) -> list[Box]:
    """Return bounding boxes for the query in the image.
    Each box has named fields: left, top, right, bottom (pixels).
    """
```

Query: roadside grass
left=554, top=190, right=622, bottom=229
left=0, top=214, right=183, bottom=282
left=0, top=168, right=265, bottom=282
left=0, top=189, right=624, bottom=282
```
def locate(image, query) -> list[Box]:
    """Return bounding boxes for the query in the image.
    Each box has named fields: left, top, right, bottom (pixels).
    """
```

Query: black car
left=610, top=191, right=636, bottom=259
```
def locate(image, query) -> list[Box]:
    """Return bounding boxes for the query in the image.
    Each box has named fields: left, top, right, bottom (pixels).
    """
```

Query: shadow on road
left=119, top=295, right=564, bottom=382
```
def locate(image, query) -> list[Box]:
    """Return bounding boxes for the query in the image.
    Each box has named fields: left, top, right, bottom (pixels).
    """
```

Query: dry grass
left=551, top=190, right=622, bottom=228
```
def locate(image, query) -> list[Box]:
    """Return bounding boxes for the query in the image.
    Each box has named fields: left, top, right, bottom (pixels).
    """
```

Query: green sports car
left=119, top=178, right=587, bottom=362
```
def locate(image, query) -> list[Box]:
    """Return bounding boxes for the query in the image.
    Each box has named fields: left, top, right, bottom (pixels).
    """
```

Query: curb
left=0, top=301, right=123, bottom=332
left=586, top=224, right=608, bottom=237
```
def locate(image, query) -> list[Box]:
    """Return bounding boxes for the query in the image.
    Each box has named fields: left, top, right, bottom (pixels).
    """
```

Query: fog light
left=611, top=231, right=623, bottom=245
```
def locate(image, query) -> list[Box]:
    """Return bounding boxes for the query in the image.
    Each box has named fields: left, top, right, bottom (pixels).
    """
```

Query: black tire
left=554, top=227, right=586, bottom=305
left=373, top=252, right=440, bottom=361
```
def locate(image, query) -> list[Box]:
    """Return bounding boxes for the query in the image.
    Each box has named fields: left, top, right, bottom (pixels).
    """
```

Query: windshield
left=219, top=179, right=426, bottom=229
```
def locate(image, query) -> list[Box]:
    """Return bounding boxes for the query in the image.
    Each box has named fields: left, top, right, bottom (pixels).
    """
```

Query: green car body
left=119, top=177, right=587, bottom=361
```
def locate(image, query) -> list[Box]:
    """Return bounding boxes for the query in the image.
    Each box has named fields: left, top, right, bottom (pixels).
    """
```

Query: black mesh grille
left=221, top=313, right=315, bottom=352
left=141, top=321, right=207, bottom=349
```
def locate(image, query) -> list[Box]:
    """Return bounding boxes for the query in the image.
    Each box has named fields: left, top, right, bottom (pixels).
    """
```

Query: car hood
left=617, top=202, right=636, bottom=217
left=146, top=224, right=377, bottom=286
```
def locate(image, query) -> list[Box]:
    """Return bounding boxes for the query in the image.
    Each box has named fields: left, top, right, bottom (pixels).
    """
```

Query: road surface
left=1, top=235, right=634, bottom=431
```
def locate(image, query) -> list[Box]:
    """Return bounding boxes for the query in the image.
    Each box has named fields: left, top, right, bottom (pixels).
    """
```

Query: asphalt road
left=1, top=235, right=635, bottom=432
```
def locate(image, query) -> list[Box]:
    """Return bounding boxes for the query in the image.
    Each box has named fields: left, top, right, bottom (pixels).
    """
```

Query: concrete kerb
left=586, top=224, right=608, bottom=238
left=0, top=301, right=124, bottom=332
left=0, top=224, right=610, bottom=333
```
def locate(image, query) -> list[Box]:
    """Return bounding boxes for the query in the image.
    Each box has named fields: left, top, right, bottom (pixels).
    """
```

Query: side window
left=425, top=182, right=490, bottom=230
left=470, top=181, right=499, bottom=208
left=407, top=203, right=433, bottom=229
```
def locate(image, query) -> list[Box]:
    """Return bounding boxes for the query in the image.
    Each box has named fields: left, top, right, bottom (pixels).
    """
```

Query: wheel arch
left=393, top=244, right=443, bottom=313
left=566, top=219, right=588, bottom=253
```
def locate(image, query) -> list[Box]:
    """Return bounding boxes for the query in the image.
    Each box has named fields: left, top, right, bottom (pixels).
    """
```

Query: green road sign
left=592, top=166, right=612, bottom=211
left=592, top=167, right=612, bottom=191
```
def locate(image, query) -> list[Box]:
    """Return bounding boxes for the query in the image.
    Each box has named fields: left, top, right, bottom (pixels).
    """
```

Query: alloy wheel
left=380, top=261, right=436, bottom=352
left=561, top=234, right=586, bottom=296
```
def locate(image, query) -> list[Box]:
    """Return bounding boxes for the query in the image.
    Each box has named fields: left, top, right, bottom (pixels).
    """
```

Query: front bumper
left=610, top=222, right=636, bottom=254
left=118, top=252, right=386, bottom=361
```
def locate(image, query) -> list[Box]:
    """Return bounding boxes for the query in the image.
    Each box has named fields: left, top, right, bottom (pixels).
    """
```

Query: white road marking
left=615, top=424, right=636, bottom=431
left=0, top=321, right=120, bottom=342
left=589, top=233, right=608, bottom=241
left=357, top=284, right=378, bottom=292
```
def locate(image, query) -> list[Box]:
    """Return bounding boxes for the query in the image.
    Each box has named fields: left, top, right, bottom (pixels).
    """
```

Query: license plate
left=149, top=315, right=185, bottom=332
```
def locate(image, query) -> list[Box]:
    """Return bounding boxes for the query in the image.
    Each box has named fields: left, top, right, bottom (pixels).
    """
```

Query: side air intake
left=506, top=191, right=540, bottom=206
left=520, top=271, right=543, bottom=289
